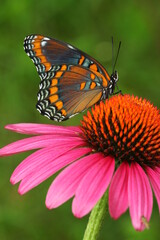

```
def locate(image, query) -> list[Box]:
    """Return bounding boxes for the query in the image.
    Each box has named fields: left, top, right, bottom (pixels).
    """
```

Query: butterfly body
left=24, top=35, right=118, bottom=121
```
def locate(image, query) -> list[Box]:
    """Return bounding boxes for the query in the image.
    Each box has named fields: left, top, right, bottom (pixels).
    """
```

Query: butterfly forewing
left=24, top=34, right=110, bottom=121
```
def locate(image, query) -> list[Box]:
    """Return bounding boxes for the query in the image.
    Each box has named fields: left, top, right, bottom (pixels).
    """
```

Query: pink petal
left=11, top=145, right=77, bottom=184
left=128, top=162, right=153, bottom=231
left=146, top=166, right=160, bottom=212
left=0, top=135, right=85, bottom=156
left=18, top=147, right=92, bottom=194
left=72, top=156, right=115, bottom=218
left=46, top=153, right=102, bottom=209
left=109, top=162, right=129, bottom=219
left=5, top=124, right=81, bottom=135
left=155, top=166, right=160, bottom=175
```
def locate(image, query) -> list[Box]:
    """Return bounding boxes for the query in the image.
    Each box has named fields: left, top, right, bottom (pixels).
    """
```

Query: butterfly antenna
left=111, top=36, right=114, bottom=73
left=113, top=41, right=121, bottom=73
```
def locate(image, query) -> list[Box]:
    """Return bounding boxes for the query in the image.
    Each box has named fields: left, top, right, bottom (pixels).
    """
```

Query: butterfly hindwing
left=24, top=34, right=110, bottom=121
left=36, top=65, right=103, bottom=121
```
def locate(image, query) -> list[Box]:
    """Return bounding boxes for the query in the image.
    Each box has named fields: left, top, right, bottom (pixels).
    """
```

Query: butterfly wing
left=24, top=35, right=110, bottom=121
left=37, top=65, right=104, bottom=121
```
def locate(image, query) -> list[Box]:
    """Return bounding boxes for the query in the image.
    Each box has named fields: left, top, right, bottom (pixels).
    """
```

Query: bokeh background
left=0, top=0, right=160, bottom=239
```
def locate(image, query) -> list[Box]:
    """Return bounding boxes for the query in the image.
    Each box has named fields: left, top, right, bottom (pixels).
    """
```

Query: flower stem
left=83, top=190, right=108, bottom=240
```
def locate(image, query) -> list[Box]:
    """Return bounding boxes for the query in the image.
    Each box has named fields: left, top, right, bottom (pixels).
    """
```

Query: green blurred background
left=0, top=0, right=159, bottom=239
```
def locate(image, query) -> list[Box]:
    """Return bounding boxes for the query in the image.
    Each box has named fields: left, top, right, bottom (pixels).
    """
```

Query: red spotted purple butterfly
left=24, top=35, right=120, bottom=121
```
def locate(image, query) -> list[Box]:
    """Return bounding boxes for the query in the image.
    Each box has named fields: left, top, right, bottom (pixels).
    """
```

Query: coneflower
left=0, top=94, right=159, bottom=233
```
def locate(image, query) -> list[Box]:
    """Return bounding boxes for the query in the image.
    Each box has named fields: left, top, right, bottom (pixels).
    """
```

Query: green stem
left=83, top=190, right=108, bottom=240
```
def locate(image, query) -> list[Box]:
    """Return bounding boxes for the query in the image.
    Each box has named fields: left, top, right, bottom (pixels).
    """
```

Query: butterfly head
left=109, top=70, right=118, bottom=94
left=111, top=70, right=118, bottom=82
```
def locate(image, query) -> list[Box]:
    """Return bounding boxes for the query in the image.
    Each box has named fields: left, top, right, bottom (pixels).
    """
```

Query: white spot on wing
left=37, top=104, right=42, bottom=110
left=44, top=111, right=51, bottom=117
left=43, top=37, right=50, bottom=41
left=41, top=41, right=47, bottom=47
left=37, top=108, right=42, bottom=113
left=44, top=114, right=51, bottom=119
left=37, top=93, right=41, bottom=101
left=69, top=113, right=78, bottom=118
left=53, top=117, right=58, bottom=122
left=67, top=44, right=75, bottom=50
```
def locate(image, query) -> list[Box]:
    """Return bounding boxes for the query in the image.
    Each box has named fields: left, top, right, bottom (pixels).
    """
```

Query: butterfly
left=24, top=34, right=119, bottom=121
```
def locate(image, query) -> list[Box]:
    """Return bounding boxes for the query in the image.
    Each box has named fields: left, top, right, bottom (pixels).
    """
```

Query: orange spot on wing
left=50, top=87, right=58, bottom=95
left=90, top=64, right=98, bottom=71
left=61, top=109, right=67, bottom=116
left=90, top=82, right=96, bottom=89
left=44, top=63, right=51, bottom=71
left=92, top=70, right=108, bottom=87
left=33, top=36, right=43, bottom=53
left=32, top=36, right=51, bottom=71
left=34, top=36, right=43, bottom=41
left=33, top=42, right=40, bottom=48
left=79, top=56, right=85, bottom=65
left=89, top=68, right=109, bottom=88
left=55, top=101, right=63, bottom=110
left=61, top=65, right=67, bottom=71
left=34, top=49, right=42, bottom=56
left=33, top=39, right=42, bottom=48
left=38, top=55, right=46, bottom=63
left=80, top=82, right=86, bottom=90
left=51, top=79, right=58, bottom=86
left=49, top=95, right=58, bottom=103
left=55, top=71, right=63, bottom=78
left=102, top=77, right=108, bottom=87
left=90, top=73, right=95, bottom=80
left=104, top=71, right=110, bottom=80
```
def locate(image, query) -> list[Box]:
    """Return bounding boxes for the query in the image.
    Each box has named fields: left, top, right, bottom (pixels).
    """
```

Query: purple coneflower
left=0, top=94, right=159, bottom=232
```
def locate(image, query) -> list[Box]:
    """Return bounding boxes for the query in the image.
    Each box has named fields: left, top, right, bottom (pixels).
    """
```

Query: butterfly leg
left=112, top=90, right=123, bottom=96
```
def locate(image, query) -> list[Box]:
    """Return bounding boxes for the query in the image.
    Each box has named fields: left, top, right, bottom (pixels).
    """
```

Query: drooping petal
left=72, top=156, right=115, bottom=218
left=109, top=162, right=129, bottom=219
left=128, top=162, right=153, bottom=231
left=146, top=166, right=160, bottom=212
left=0, top=135, right=85, bottom=156
left=18, top=147, right=92, bottom=194
left=5, top=123, right=82, bottom=135
left=46, top=153, right=102, bottom=209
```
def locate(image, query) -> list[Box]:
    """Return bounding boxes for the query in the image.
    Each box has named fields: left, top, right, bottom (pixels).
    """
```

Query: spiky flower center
left=81, top=95, right=160, bottom=167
